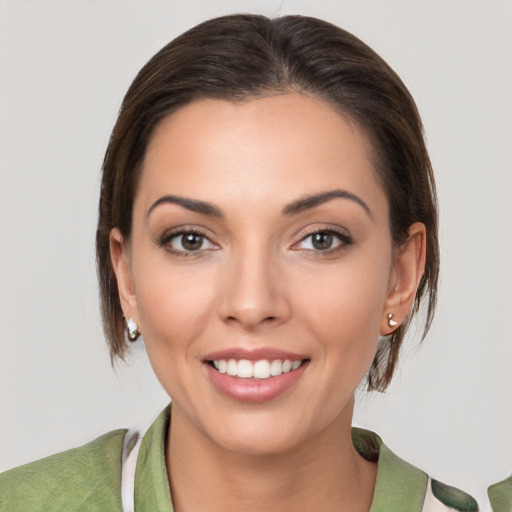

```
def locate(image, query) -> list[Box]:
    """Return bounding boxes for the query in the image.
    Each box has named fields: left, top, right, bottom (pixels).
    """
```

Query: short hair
left=96, top=14, right=439, bottom=392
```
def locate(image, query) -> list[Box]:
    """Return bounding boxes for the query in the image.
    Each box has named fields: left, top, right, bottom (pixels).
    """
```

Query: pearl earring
left=126, top=317, right=140, bottom=341
left=387, top=313, right=398, bottom=328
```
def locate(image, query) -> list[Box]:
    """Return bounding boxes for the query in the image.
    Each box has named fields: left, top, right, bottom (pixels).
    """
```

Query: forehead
left=138, top=93, right=387, bottom=216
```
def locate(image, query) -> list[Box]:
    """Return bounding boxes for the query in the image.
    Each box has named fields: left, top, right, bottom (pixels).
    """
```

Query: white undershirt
left=121, top=429, right=143, bottom=512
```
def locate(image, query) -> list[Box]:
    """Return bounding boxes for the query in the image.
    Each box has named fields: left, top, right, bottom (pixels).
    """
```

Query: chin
left=197, top=401, right=335, bottom=458
left=212, top=424, right=302, bottom=457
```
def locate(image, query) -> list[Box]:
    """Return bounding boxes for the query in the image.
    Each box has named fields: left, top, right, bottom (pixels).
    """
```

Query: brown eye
left=165, top=231, right=214, bottom=252
left=311, top=232, right=333, bottom=250
left=294, top=229, right=352, bottom=253
left=181, top=233, right=204, bottom=251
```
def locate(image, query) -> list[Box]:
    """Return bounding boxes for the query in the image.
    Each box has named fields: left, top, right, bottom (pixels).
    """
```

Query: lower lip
left=204, top=362, right=309, bottom=403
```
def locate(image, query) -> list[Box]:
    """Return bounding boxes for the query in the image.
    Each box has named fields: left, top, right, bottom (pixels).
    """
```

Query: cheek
left=132, top=254, right=217, bottom=354
left=292, top=253, right=391, bottom=371
left=131, top=256, right=220, bottom=403
left=298, top=260, right=390, bottom=331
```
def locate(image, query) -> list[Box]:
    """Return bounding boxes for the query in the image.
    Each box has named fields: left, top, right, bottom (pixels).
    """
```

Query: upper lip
left=204, top=347, right=308, bottom=362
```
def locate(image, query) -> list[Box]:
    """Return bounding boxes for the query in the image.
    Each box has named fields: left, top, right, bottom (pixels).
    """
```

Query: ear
left=380, top=222, right=427, bottom=336
left=110, top=228, right=139, bottom=323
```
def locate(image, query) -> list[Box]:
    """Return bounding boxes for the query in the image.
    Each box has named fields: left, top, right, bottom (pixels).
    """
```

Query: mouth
left=206, top=358, right=308, bottom=379
left=202, top=349, right=310, bottom=403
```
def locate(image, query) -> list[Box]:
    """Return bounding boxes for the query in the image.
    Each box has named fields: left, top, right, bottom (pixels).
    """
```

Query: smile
left=211, top=359, right=303, bottom=379
left=204, top=350, right=310, bottom=403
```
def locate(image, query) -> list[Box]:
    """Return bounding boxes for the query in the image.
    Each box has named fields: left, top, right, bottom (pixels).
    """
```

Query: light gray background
left=1, top=1, right=511, bottom=509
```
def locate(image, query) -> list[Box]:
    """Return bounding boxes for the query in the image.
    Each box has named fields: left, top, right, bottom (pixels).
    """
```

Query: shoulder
left=352, top=427, right=479, bottom=512
left=0, top=429, right=126, bottom=512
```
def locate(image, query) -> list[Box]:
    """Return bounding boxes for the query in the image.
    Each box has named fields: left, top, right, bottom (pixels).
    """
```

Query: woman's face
left=114, top=93, right=410, bottom=454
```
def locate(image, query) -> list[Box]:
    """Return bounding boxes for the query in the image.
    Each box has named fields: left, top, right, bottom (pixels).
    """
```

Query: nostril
left=219, top=286, right=291, bottom=328
left=225, top=314, right=276, bottom=322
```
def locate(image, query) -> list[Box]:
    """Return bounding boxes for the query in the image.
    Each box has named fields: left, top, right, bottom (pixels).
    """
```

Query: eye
left=160, top=230, right=216, bottom=254
left=295, top=229, right=351, bottom=252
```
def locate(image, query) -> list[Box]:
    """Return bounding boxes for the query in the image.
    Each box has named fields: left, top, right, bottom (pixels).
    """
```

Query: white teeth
left=269, top=359, right=283, bottom=376
left=226, top=359, right=238, bottom=376
left=253, top=360, right=271, bottom=379
left=237, top=359, right=253, bottom=378
left=211, top=358, right=303, bottom=379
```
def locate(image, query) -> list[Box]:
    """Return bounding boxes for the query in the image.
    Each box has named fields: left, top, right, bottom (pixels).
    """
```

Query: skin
left=111, top=93, right=426, bottom=511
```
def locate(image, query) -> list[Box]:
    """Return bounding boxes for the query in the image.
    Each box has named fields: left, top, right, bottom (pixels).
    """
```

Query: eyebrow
left=282, top=189, right=372, bottom=217
left=147, top=195, right=224, bottom=218
left=147, top=189, right=371, bottom=219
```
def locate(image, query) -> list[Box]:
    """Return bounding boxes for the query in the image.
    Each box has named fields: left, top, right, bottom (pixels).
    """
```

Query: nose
left=218, top=245, right=291, bottom=330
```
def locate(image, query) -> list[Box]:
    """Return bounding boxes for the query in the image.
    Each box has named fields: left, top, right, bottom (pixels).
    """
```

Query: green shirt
left=488, top=475, right=512, bottom=512
left=0, top=404, right=479, bottom=511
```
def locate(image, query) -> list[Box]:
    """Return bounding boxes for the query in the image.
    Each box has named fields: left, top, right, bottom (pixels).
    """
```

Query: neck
left=166, top=398, right=377, bottom=512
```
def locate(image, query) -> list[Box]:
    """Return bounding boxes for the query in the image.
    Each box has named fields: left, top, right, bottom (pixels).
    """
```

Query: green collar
left=134, top=405, right=428, bottom=511
left=488, top=474, right=512, bottom=512
left=134, top=405, right=174, bottom=511
left=352, top=428, right=427, bottom=511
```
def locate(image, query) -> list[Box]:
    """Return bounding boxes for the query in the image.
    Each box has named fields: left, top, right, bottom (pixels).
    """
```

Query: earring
left=387, top=313, right=398, bottom=328
left=126, top=317, right=140, bottom=341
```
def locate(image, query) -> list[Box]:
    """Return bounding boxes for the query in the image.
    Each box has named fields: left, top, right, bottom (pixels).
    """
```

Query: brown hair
left=96, top=14, right=439, bottom=391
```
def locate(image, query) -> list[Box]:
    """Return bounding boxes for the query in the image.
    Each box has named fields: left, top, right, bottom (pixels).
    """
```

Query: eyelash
left=158, top=229, right=215, bottom=257
left=293, top=229, right=352, bottom=255
left=158, top=228, right=352, bottom=257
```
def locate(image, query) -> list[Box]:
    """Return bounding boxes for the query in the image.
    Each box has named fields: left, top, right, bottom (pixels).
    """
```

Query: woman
left=0, top=14, right=480, bottom=511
